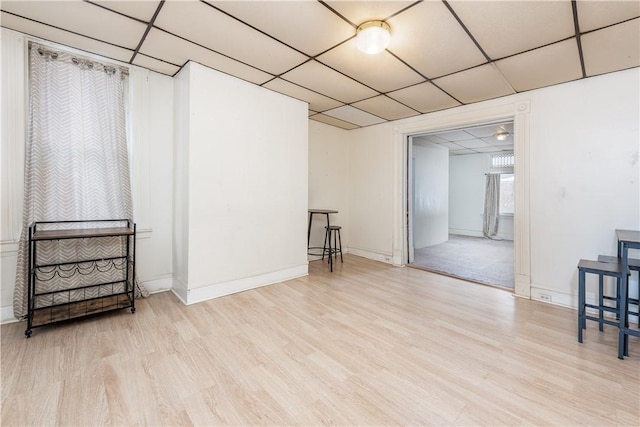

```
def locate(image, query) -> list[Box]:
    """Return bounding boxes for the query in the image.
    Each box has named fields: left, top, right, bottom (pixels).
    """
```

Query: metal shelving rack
left=25, top=219, right=136, bottom=337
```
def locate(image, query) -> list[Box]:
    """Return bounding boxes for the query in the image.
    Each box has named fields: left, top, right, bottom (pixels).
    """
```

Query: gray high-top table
left=616, top=229, right=640, bottom=359
left=307, top=209, right=338, bottom=268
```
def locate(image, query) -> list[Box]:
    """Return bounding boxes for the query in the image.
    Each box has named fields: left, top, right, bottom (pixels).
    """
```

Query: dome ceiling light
left=495, top=127, right=510, bottom=141
left=355, top=20, right=391, bottom=55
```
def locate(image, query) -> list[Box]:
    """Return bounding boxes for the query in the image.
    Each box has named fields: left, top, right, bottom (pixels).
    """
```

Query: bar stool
left=322, top=225, right=343, bottom=272
left=577, top=259, right=624, bottom=343
left=598, top=255, right=640, bottom=326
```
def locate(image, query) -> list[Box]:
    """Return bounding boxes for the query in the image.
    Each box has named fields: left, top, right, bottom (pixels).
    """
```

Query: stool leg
left=322, top=227, right=329, bottom=261
left=616, top=277, right=621, bottom=320
left=578, top=269, right=585, bottom=343
left=598, top=274, right=604, bottom=332
left=329, top=229, right=333, bottom=272
left=338, top=229, right=343, bottom=263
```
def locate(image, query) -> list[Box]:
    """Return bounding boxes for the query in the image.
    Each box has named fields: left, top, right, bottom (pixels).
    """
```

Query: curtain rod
left=29, top=42, right=129, bottom=76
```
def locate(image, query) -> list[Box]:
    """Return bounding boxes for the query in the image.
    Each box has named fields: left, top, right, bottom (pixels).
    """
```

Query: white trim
left=171, top=277, right=188, bottom=304
left=181, top=264, right=309, bottom=305
left=1, top=240, right=19, bottom=254
left=1, top=29, right=26, bottom=244
left=393, top=99, right=532, bottom=299
left=448, top=228, right=484, bottom=238
left=129, top=68, right=152, bottom=231
left=1, top=305, right=17, bottom=324
left=348, top=248, right=396, bottom=265
left=141, top=275, right=173, bottom=294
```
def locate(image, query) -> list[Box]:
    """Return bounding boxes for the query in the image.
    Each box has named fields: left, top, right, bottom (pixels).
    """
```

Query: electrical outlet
left=539, top=293, right=552, bottom=302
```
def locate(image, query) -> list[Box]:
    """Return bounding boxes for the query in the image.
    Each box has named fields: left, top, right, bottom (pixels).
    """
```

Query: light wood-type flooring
left=2, top=255, right=639, bottom=426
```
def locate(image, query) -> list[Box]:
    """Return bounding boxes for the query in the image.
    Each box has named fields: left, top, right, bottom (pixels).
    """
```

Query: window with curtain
left=13, top=42, right=147, bottom=319
left=499, top=173, right=515, bottom=215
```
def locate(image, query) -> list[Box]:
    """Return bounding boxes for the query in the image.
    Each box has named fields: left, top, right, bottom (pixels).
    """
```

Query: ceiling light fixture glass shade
left=356, top=20, right=391, bottom=54
left=495, top=128, right=510, bottom=141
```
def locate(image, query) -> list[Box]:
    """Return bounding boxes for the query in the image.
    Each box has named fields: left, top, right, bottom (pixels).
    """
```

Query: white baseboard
left=530, top=285, right=574, bottom=308
left=171, top=277, right=188, bottom=304
left=348, top=248, right=394, bottom=264
left=448, top=228, right=483, bottom=238
left=141, top=275, right=174, bottom=294
left=1, top=305, right=17, bottom=324
left=181, top=264, right=309, bottom=305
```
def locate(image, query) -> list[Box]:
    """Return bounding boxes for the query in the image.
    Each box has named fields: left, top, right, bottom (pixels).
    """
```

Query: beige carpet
left=412, top=234, right=514, bottom=289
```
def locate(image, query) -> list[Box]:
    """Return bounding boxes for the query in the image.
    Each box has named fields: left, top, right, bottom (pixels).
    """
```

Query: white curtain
left=13, top=43, right=148, bottom=319
left=483, top=173, right=501, bottom=239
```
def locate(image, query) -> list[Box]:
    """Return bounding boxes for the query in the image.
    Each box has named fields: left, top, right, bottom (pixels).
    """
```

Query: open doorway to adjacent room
left=406, top=121, right=515, bottom=289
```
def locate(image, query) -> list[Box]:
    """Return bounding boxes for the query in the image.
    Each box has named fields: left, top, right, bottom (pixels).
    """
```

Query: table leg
left=307, top=212, right=313, bottom=250
left=326, top=213, right=333, bottom=272
left=618, top=244, right=629, bottom=359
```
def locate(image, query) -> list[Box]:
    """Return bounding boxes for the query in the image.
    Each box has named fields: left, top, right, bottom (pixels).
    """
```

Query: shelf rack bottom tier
left=31, top=293, right=133, bottom=327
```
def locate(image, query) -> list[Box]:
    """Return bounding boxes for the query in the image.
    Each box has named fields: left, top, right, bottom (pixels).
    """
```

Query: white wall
left=0, top=29, right=175, bottom=322
left=173, top=62, right=308, bottom=304
left=308, top=120, right=350, bottom=254
left=412, top=142, right=449, bottom=248
left=528, top=69, right=640, bottom=305
left=345, top=68, right=639, bottom=307
left=172, top=63, right=191, bottom=298
left=130, top=69, right=175, bottom=293
left=347, top=123, right=396, bottom=263
left=0, top=28, right=26, bottom=323
left=449, top=153, right=485, bottom=237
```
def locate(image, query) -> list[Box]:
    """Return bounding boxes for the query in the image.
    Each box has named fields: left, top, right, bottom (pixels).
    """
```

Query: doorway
left=407, top=121, right=515, bottom=289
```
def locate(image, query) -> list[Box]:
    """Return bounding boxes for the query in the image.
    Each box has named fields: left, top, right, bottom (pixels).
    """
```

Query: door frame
left=392, top=99, right=532, bottom=299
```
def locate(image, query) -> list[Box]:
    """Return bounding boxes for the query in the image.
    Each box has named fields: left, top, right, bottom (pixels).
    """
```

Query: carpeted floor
left=411, top=234, right=514, bottom=289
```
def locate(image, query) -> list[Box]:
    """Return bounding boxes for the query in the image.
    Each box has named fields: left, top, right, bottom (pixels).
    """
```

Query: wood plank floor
left=2, top=255, right=639, bottom=426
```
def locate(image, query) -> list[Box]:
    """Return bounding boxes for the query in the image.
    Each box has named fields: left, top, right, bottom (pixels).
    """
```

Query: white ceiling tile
left=474, top=146, right=507, bottom=153
left=466, top=122, right=513, bottom=138
left=491, top=137, right=515, bottom=147
left=351, top=95, right=419, bottom=121
left=387, top=82, right=460, bottom=113
left=324, top=1, right=416, bottom=26
left=386, top=0, right=486, bottom=79
left=281, top=60, right=378, bottom=104
left=417, top=134, right=448, bottom=144
left=450, top=148, right=475, bottom=155
left=437, top=142, right=465, bottom=150
left=1, top=0, right=147, bottom=49
left=140, top=28, right=272, bottom=85
left=263, top=78, right=343, bottom=112
left=582, top=19, right=640, bottom=77
left=0, top=0, right=637, bottom=131
left=210, top=0, right=354, bottom=56
left=92, top=0, right=161, bottom=22
left=436, top=129, right=476, bottom=142
left=154, top=0, right=308, bottom=75
left=317, top=39, right=424, bottom=92
left=448, top=0, right=575, bottom=59
left=310, top=113, right=359, bottom=130
left=323, top=105, right=386, bottom=127
left=458, top=139, right=491, bottom=149
left=0, top=11, right=134, bottom=63
left=132, top=53, right=180, bottom=76
left=496, top=39, right=583, bottom=92
left=577, top=0, right=640, bottom=32
left=433, top=64, right=515, bottom=104
left=481, top=137, right=514, bottom=148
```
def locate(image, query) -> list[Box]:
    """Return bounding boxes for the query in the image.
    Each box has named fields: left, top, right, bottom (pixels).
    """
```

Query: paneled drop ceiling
left=1, top=0, right=638, bottom=130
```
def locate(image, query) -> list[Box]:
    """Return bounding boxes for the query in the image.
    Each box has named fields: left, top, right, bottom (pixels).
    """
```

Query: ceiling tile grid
left=1, top=0, right=638, bottom=131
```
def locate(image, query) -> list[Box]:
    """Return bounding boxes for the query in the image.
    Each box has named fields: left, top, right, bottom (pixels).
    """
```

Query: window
left=491, top=152, right=514, bottom=168
left=499, top=173, right=514, bottom=214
